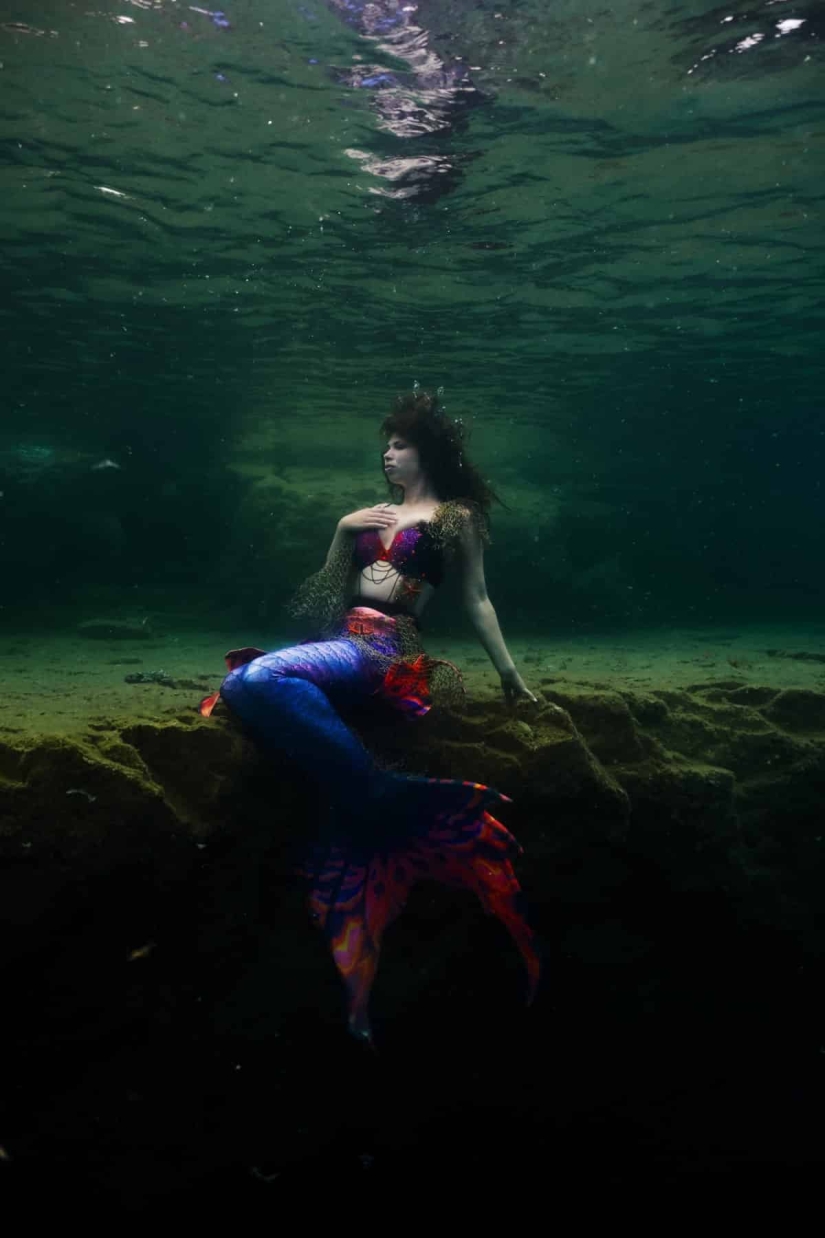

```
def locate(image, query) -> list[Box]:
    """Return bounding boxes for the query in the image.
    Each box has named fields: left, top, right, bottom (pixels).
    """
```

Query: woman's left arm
left=459, top=518, right=538, bottom=704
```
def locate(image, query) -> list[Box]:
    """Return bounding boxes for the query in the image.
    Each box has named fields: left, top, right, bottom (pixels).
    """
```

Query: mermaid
left=201, top=390, right=541, bottom=1042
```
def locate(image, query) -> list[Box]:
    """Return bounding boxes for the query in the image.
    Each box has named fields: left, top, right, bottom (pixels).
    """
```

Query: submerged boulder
left=0, top=677, right=823, bottom=940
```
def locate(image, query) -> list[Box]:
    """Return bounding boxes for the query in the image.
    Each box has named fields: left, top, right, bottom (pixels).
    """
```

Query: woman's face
left=383, top=436, right=421, bottom=489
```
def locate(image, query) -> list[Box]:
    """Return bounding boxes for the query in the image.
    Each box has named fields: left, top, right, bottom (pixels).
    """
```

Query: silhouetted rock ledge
left=1, top=679, right=823, bottom=937
left=3, top=672, right=824, bottom=1202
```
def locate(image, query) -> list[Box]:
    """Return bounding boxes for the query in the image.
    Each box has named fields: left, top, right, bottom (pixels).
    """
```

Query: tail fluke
left=304, top=775, right=541, bottom=1042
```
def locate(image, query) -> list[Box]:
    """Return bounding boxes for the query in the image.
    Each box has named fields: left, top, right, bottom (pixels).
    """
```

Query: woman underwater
left=202, top=390, right=542, bottom=1042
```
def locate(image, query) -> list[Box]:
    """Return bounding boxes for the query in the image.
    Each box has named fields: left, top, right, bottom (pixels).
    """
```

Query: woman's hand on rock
left=500, top=667, right=538, bottom=706
left=338, top=505, right=398, bottom=534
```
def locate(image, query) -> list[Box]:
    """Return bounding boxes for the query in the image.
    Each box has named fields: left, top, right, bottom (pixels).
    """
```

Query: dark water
left=2, top=0, right=825, bottom=1211
left=1, top=0, right=822, bottom=628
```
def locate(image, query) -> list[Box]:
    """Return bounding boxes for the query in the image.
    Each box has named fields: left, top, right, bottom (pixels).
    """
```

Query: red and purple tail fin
left=199, top=646, right=269, bottom=717
left=304, top=776, right=541, bottom=1044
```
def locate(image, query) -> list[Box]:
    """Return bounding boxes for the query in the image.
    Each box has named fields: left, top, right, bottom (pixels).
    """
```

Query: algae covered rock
left=0, top=734, right=172, bottom=862
left=523, top=719, right=630, bottom=823
left=762, top=688, right=825, bottom=733
left=535, top=687, right=649, bottom=765
left=0, top=717, right=254, bottom=867
left=3, top=668, right=825, bottom=941
left=119, top=719, right=251, bottom=828
left=615, top=757, right=739, bottom=890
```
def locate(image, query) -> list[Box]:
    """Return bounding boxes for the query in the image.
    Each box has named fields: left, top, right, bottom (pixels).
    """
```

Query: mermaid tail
left=215, top=632, right=540, bottom=1042
left=304, top=773, right=541, bottom=1043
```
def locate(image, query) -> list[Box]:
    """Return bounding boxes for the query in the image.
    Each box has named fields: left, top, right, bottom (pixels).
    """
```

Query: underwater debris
left=123, top=671, right=210, bottom=691
left=250, top=1165, right=280, bottom=1183
left=187, top=6, right=231, bottom=30
left=66, top=788, right=97, bottom=803
left=127, top=942, right=156, bottom=962
left=125, top=670, right=177, bottom=688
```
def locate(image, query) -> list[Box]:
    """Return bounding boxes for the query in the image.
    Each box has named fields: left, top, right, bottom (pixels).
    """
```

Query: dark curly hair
left=380, top=389, right=502, bottom=521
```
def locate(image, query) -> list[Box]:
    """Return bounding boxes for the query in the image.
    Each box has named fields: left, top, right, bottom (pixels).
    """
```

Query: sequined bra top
left=353, top=522, right=446, bottom=589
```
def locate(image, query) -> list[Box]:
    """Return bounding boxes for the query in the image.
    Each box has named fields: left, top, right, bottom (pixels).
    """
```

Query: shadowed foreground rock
left=2, top=676, right=822, bottom=1057
left=2, top=676, right=823, bottom=940
left=1, top=678, right=823, bottom=1208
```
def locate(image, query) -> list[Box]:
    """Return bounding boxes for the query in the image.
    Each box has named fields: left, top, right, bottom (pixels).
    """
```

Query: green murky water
left=1, top=0, right=822, bottom=628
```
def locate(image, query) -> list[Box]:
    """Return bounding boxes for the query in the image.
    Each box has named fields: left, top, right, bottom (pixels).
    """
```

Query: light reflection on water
left=0, top=0, right=822, bottom=622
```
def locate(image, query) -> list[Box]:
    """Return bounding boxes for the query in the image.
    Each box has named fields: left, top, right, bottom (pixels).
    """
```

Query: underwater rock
left=521, top=720, right=630, bottom=828
left=0, top=734, right=172, bottom=863
left=124, top=671, right=177, bottom=688
left=117, top=721, right=251, bottom=828
left=2, top=678, right=825, bottom=944
left=0, top=721, right=254, bottom=866
left=536, top=687, right=649, bottom=765
left=762, top=688, right=825, bottom=733
left=0, top=440, right=100, bottom=484
left=615, top=758, right=739, bottom=892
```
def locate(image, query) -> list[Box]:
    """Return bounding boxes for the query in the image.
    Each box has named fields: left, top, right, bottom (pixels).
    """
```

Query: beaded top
left=353, top=522, right=445, bottom=588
